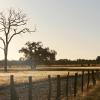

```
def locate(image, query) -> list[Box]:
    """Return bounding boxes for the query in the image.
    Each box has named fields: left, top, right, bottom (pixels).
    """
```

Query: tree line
left=55, top=56, right=100, bottom=66
left=0, top=56, right=100, bottom=68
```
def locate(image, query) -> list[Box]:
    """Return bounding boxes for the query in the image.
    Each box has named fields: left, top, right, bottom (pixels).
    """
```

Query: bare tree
left=0, top=9, right=35, bottom=71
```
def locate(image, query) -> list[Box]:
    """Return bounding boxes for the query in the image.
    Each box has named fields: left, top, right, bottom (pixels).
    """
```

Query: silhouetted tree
left=96, top=56, right=100, bottom=64
left=19, top=41, right=57, bottom=69
left=0, top=9, right=35, bottom=71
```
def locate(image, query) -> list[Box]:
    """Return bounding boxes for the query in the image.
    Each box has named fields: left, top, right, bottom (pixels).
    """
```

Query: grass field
left=0, top=66, right=100, bottom=86
left=0, top=70, right=82, bottom=86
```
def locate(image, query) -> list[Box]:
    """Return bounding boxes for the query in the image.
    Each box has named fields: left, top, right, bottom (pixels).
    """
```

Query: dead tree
left=0, top=9, right=35, bottom=71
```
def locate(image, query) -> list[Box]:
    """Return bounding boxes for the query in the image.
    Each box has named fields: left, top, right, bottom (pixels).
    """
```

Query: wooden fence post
left=48, top=75, right=51, bottom=100
left=96, top=70, right=99, bottom=79
left=56, top=75, right=61, bottom=100
left=28, top=76, right=32, bottom=100
left=87, top=70, right=90, bottom=91
left=92, top=70, right=96, bottom=86
left=74, top=73, right=78, bottom=97
left=81, top=70, right=84, bottom=93
left=10, top=75, right=19, bottom=100
left=66, top=72, right=69, bottom=98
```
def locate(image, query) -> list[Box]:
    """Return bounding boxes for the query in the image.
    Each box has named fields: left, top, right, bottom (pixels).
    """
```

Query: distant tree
left=19, top=41, right=57, bottom=69
left=56, top=59, right=70, bottom=64
left=96, top=56, right=100, bottom=63
left=96, top=56, right=100, bottom=61
left=0, top=9, right=35, bottom=71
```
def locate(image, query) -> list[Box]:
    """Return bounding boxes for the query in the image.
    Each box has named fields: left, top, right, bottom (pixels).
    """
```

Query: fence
left=0, top=69, right=100, bottom=100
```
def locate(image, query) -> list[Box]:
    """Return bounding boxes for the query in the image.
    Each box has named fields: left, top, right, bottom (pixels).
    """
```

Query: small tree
left=0, top=9, right=35, bottom=71
left=19, top=41, right=57, bottom=69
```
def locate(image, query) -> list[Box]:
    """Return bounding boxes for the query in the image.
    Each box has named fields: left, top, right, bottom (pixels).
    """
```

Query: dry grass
left=37, top=66, right=100, bottom=70
left=81, top=81, right=100, bottom=100
left=0, top=65, right=99, bottom=86
left=0, top=70, right=83, bottom=86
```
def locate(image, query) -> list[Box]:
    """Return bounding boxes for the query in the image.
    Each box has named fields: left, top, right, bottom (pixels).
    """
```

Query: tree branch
left=0, top=13, right=7, bottom=35
left=0, top=37, right=5, bottom=46
left=8, top=28, right=31, bottom=44
left=0, top=46, right=4, bottom=50
left=0, top=28, right=4, bottom=32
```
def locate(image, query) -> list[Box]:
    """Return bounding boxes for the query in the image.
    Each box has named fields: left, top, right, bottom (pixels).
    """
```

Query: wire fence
left=0, top=70, right=100, bottom=100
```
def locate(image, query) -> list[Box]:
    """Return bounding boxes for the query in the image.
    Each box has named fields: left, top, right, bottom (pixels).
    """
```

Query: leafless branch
left=8, top=9, right=28, bottom=27
left=0, top=12, right=7, bottom=35
left=8, top=28, right=31, bottom=44
left=0, top=46, right=4, bottom=50
left=0, top=37, right=5, bottom=46
left=0, top=28, right=4, bottom=32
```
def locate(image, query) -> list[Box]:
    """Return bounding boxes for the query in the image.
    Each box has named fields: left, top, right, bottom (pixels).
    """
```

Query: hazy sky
left=0, top=0, right=100, bottom=60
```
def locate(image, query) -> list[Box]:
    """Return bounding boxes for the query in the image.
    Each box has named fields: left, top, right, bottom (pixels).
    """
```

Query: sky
left=0, top=0, right=100, bottom=60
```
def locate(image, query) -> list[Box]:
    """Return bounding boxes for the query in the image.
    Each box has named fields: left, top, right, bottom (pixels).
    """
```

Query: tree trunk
left=4, top=46, right=8, bottom=72
left=30, top=57, right=36, bottom=70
